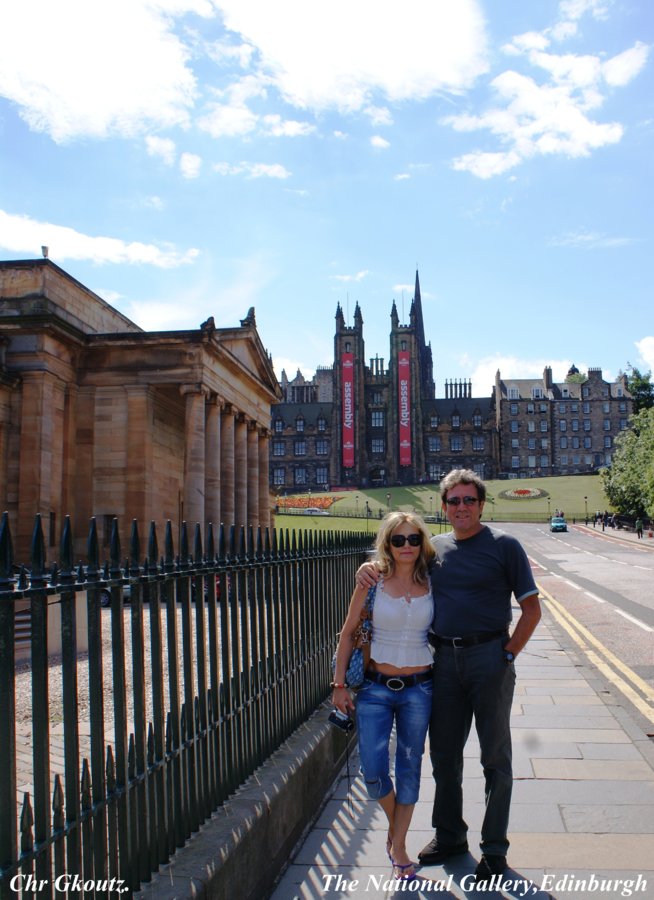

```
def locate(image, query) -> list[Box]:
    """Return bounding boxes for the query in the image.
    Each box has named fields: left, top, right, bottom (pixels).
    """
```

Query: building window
left=472, top=435, right=485, bottom=451
left=541, top=438, right=548, bottom=449
left=510, top=421, right=519, bottom=433
left=540, top=403, right=547, bottom=413
left=428, top=463, right=442, bottom=480
left=511, top=456, right=520, bottom=468
left=527, top=403, right=535, bottom=414
left=371, top=439, right=385, bottom=454
left=560, top=454, right=568, bottom=465
left=561, top=389, right=569, bottom=399
left=294, top=440, right=306, bottom=456
left=428, top=436, right=441, bottom=452
left=619, top=419, right=628, bottom=430
left=316, top=439, right=328, bottom=455
left=508, top=388, right=519, bottom=400
left=558, top=402, right=566, bottom=413
left=473, top=414, right=482, bottom=428
left=272, top=441, right=285, bottom=457
left=582, top=387, right=589, bottom=398
left=532, top=388, right=543, bottom=399
left=560, top=437, right=568, bottom=449
left=273, top=468, right=285, bottom=486
left=559, top=420, right=567, bottom=432
left=528, top=420, right=535, bottom=432
left=540, top=455, right=549, bottom=467
left=583, top=402, right=590, bottom=413
left=604, top=436, right=612, bottom=448
left=571, top=419, right=579, bottom=431
left=583, top=437, right=592, bottom=449
left=371, top=410, right=385, bottom=427
left=511, top=438, right=519, bottom=449
left=451, top=415, right=461, bottom=428
left=528, top=438, right=536, bottom=450
left=430, top=414, right=439, bottom=428
left=294, top=468, right=307, bottom=485
left=583, top=419, right=591, bottom=431
left=571, top=402, right=578, bottom=412
left=528, top=455, right=536, bottom=468
left=295, top=417, right=305, bottom=432
left=450, top=436, right=463, bottom=451
left=619, top=402, right=626, bottom=413
left=372, top=391, right=383, bottom=405
left=540, top=421, right=548, bottom=432
left=603, top=419, right=611, bottom=431
left=571, top=436, right=580, bottom=449
left=317, top=416, right=327, bottom=432
left=510, top=403, right=518, bottom=415
left=274, top=418, right=284, bottom=433
left=316, top=466, right=329, bottom=484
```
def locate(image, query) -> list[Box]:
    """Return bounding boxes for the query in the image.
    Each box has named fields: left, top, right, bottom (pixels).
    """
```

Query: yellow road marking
left=537, top=582, right=654, bottom=725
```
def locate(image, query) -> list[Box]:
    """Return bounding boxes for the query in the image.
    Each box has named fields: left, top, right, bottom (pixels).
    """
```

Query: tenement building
left=0, top=259, right=281, bottom=561
left=270, top=272, right=632, bottom=490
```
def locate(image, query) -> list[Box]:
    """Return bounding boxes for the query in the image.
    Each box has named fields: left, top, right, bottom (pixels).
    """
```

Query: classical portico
left=0, top=259, right=281, bottom=560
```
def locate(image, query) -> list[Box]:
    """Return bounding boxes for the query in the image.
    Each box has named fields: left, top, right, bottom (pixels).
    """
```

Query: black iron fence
left=0, top=512, right=372, bottom=899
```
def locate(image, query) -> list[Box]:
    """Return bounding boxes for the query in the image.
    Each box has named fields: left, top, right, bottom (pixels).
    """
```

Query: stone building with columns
left=0, top=259, right=281, bottom=561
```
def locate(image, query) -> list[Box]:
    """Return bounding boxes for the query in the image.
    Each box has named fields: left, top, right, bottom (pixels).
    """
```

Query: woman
left=332, top=511, right=435, bottom=881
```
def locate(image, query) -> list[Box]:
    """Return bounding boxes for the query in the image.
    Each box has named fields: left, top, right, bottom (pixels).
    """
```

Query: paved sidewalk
left=270, top=611, right=654, bottom=900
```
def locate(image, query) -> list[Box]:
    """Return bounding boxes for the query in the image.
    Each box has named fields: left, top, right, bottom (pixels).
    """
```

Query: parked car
left=550, top=516, right=568, bottom=533
left=305, top=507, right=329, bottom=516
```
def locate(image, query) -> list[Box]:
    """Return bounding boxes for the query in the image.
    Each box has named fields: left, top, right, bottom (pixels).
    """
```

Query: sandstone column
left=205, top=395, right=222, bottom=532
left=220, top=404, right=235, bottom=529
left=180, top=384, right=209, bottom=533
left=234, top=413, right=248, bottom=530
left=247, top=420, right=260, bottom=527
left=258, top=427, right=271, bottom=530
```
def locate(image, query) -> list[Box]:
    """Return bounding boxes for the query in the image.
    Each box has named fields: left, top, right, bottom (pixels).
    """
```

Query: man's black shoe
left=417, top=838, right=468, bottom=865
left=474, top=854, right=507, bottom=884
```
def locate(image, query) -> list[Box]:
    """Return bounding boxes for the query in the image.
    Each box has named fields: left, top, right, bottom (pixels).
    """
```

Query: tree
left=626, top=364, right=654, bottom=413
left=601, top=407, right=654, bottom=517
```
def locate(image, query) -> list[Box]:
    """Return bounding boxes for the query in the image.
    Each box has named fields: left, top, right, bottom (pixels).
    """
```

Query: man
left=357, top=469, right=541, bottom=885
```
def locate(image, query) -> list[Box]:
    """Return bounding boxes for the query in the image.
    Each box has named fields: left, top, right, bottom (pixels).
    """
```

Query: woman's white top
left=370, top=579, right=434, bottom=668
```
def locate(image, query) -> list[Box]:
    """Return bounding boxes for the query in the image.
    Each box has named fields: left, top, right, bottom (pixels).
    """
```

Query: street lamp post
left=429, top=496, right=433, bottom=517
left=386, top=492, right=391, bottom=510
left=584, top=496, right=588, bottom=525
left=355, top=495, right=359, bottom=518
left=547, top=498, right=551, bottom=523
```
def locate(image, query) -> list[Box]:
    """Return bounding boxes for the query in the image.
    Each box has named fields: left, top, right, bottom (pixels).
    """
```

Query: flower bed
left=498, top=487, right=549, bottom=500
left=275, top=496, right=335, bottom=510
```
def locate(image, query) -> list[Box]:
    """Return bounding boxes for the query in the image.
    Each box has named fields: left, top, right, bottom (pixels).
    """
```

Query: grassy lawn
left=273, top=474, right=612, bottom=532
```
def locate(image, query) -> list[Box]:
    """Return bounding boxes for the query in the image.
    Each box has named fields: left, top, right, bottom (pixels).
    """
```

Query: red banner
left=342, top=353, right=355, bottom=468
left=398, top=350, right=411, bottom=466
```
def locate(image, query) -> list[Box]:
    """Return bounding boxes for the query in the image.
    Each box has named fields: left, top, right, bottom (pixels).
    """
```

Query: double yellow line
left=538, top=582, right=654, bottom=727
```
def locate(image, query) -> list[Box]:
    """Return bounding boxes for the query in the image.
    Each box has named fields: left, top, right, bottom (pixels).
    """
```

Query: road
left=496, top=521, right=654, bottom=729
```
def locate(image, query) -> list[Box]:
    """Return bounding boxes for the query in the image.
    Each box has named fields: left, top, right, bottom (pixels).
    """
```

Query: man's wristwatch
left=504, top=650, right=515, bottom=663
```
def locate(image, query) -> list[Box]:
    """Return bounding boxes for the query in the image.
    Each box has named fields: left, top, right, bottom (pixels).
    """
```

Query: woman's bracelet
left=330, top=682, right=347, bottom=689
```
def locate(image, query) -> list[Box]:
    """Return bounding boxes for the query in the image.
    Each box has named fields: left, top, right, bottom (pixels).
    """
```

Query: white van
left=306, top=507, right=329, bottom=515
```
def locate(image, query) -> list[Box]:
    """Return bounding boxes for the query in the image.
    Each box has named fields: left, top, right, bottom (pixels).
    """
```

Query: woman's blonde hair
left=372, top=511, right=436, bottom=583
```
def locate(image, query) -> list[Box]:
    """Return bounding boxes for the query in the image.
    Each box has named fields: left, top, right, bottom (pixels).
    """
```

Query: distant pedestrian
left=635, top=517, right=644, bottom=539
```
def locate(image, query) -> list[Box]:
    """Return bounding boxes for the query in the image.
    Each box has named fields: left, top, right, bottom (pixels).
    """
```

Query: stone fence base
left=135, top=704, right=354, bottom=900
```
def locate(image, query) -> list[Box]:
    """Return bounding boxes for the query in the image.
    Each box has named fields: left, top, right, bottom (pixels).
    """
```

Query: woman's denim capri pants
left=356, top=675, right=432, bottom=805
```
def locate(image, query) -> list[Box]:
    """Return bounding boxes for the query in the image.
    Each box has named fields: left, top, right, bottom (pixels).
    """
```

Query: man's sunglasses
left=445, top=496, right=480, bottom=507
left=390, top=533, right=422, bottom=547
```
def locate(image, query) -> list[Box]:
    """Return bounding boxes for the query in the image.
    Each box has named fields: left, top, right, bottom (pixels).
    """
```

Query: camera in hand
left=328, top=708, right=354, bottom=732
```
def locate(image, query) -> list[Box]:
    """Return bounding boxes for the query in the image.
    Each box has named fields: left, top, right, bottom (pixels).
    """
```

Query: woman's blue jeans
left=356, top=676, right=433, bottom=806
left=428, top=637, right=516, bottom=856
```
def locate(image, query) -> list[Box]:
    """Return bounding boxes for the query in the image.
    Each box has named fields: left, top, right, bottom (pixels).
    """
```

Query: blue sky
left=1, top=0, right=652, bottom=396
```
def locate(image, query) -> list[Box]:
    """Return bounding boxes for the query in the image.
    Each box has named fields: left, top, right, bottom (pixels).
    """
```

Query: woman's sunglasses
left=390, top=533, right=422, bottom=548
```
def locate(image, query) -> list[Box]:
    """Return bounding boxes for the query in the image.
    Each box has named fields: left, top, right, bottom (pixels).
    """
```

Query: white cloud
left=0, top=210, right=199, bottom=268
left=467, top=354, right=583, bottom=396
left=213, top=161, right=291, bottom=178
left=394, top=173, right=411, bottom=181
left=602, top=42, right=650, bottom=87
left=146, top=136, right=177, bottom=166
left=548, top=229, right=634, bottom=248
left=216, top=0, right=489, bottom=112
left=371, top=135, right=390, bottom=149
left=445, top=3, right=646, bottom=179
left=365, top=105, right=393, bottom=126
left=635, top=337, right=654, bottom=372
left=180, top=152, right=202, bottom=178
left=333, top=271, right=370, bottom=283
left=0, top=0, right=201, bottom=142
left=261, top=114, right=316, bottom=136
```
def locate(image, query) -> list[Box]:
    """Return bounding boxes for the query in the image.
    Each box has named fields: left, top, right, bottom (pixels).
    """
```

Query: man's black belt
left=432, top=630, right=508, bottom=649
left=364, top=669, right=433, bottom=691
